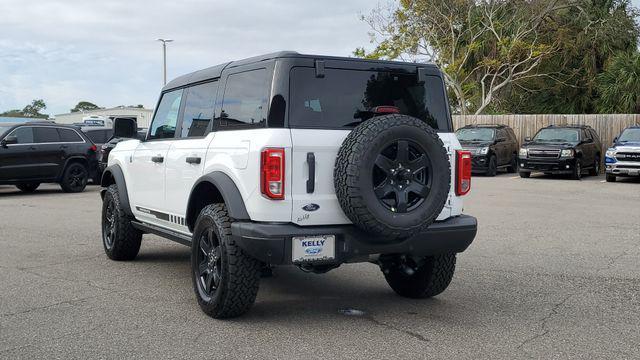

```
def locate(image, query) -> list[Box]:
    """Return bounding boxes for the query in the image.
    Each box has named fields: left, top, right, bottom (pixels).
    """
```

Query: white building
left=54, top=107, right=154, bottom=128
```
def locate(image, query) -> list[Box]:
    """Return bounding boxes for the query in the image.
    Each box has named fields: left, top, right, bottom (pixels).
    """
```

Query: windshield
left=289, top=67, right=451, bottom=131
left=618, top=128, right=640, bottom=142
left=533, top=128, right=579, bottom=143
left=456, top=128, right=495, bottom=141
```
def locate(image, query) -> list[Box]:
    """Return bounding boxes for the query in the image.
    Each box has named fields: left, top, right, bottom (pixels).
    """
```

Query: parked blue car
left=605, top=126, right=640, bottom=182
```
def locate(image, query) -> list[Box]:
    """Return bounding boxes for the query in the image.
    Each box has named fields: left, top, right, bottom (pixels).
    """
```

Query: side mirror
left=583, top=138, right=594, bottom=144
left=113, top=117, right=138, bottom=139
left=1, top=135, right=18, bottom=147
left=495, top=137, right=506, bottom=143
left=524, top=137, right=532, bottom=142
left=613, top=136, right=618, bottom=143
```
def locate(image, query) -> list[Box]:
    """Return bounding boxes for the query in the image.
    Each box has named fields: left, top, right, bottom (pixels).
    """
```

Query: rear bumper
left=231, top=215, right=477, bottom=265
left=518, top=157, right=576, bottom=174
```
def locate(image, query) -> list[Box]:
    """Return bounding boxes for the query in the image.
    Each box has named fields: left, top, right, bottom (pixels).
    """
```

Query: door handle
left=60, top=145, right=68, bottom=149
left=186, top=156, right=201, bottom=164
left=306, top=152, right=315, bottom=193
left=151, top=156, right=164, bottom=163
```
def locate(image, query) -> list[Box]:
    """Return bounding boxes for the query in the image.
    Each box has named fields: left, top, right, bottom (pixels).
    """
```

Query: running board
left=131, top=221, right=192, bottom=247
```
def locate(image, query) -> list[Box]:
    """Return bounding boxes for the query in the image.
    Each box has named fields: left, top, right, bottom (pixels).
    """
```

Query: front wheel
left=102, top=184, right=142, bottom=260
left=486, top=155, right=497, bottom=177
left=381, top=254, right=456, bottom=298
left=16, top=183, right=40, bottom=193
left=606, top=173, right=616, bottom=182
left=192, top=204, right=261, bottom=319
left=571, top=162, right=582, bottom=180
left=589, top=157, right=600, bottom=176
left=60, top=162, right=88, bottom=193
left=519, top=171, right=531, bottom=178
left=507, top=155, right=517, bottom=173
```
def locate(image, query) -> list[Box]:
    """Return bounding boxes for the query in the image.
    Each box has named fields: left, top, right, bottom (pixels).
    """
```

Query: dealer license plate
left=292, top=235, right=335, bottom=263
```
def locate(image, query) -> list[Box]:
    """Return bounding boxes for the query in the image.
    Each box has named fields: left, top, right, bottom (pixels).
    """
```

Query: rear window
left=289, top=67, right=451, bottom=131
left=59, top=128, right=83, bottom=142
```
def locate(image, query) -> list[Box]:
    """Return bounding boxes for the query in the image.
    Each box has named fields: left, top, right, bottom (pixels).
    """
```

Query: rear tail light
left=456, top=150, right=472, bottom=196
left=89, top=144, right=97, bottom=152
left=261, top=148, right=285, bottom=200
left=372, top=106, right=401, bottom=114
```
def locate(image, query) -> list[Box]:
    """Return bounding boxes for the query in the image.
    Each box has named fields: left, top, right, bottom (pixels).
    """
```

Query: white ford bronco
left=100, top=52, right=477, bottom=318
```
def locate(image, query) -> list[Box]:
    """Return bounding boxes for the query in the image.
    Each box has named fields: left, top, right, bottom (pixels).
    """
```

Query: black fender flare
left=186, top=171, right=250, bottom=225
left=100, top=164, right=133, bottom=217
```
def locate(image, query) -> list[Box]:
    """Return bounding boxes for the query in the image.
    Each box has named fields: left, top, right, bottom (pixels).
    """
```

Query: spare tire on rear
left=334, top=114, right=450, bottom=241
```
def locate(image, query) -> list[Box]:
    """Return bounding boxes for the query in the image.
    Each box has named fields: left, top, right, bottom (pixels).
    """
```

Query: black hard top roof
left=163, top=51, right=439, bottom=91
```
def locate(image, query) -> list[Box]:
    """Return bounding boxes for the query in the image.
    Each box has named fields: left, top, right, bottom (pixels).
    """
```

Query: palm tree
left=597, top=51, right=640, bottom=114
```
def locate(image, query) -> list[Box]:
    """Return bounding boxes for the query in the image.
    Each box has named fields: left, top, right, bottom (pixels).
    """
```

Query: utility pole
left=156, top=39, right=173, bottom=85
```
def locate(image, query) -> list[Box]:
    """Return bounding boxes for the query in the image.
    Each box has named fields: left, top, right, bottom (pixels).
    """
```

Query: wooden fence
left=453, top=114, right=639, bottom=153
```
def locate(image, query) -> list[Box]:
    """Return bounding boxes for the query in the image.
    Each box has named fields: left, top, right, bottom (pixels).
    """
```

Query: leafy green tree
left=21, top=99, right=48, bottom=118
left=71, top=101, right=101, bottom=113
left=596, top=51, right=640, bottom=113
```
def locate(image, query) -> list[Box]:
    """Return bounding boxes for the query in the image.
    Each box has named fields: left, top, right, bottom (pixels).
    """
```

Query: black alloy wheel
left=195, top=228, right=223, bottom=301
left=61, top=163, right=88, bottom=192
left=103, top=197, right=116, bottom=250
left=372, top=139, right=431, bottom=213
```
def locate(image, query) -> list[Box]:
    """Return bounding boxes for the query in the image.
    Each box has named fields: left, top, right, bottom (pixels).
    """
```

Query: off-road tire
left=102, top=184, right=142, bottom=261
left=486, top=155, right=497, bottom=177
left=519, top=171, right=531, bottom=178
left=191, top=204, right=261, bottom=319
left=334, top=114, right=450, bottom=240
left=16, top=183, right=40, bottom=193
left=606, top=173, right=616, bottom=182
left=60, top=162, right=88, bottom=193
left=383, top=254, right=456, bottom=298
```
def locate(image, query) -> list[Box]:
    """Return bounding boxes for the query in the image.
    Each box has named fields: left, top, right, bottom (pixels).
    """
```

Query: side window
left=497, top=128, right=507, bottom=140
left=58, top=128, right=83, bottom=142
left=34, top=127, right=61, bottom=143
left=590, top=129, right=600, bottom=142
left=507, top=128, right=517, bottom=141
left=180, top=81, right=218, bottom=138
left=582, top=129, right=590, bottom=141
left=149, top=89, right=183, bottom=140
left=219, top=69, right=268, bottom=128
left=9, top=127, right=34, bottom=144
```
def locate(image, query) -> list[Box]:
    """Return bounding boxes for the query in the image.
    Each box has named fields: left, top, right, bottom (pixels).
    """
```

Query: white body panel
left=111, top=129, right=465, bottom=234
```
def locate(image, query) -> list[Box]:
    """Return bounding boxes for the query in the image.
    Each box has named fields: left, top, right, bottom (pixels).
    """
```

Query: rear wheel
left=192, top=204, right=261, bottom=319
left=486, top=155, right=497, bottom=177
left=60, top=162, right=88, bottom=192
left=16, top=183, right=40, bottom=193
left=606, top=173, right=616, bottom=182
left=381, top=254, right=456, bottom=298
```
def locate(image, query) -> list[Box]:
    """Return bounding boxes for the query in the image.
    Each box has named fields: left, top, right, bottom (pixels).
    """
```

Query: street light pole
left=156, top=38, right=173, bottom=85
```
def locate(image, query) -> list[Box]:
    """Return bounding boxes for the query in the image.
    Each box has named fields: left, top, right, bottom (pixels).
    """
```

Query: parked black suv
left=455, top=124, right=519, bottom=176
left=0, top=122, right=99, bottom=192
left=518, top=124, right=602, bottom=180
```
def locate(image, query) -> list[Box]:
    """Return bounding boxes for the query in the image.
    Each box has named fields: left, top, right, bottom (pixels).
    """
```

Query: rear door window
left=34, top=127, right=61, bottom=143
left=289, top=67, right=451, bottom=131
left=218, top=69, right=269, bottom=129
left=180, top=81, right=218, bottom=137
left=149, top=88, right=183, bottom=140
left=58, top=128, right=83, bottom=142
left=9, top=127, right=34, bottom=144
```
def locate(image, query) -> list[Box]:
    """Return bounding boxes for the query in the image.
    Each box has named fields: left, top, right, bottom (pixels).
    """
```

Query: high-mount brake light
left=261, top=148, right=285, bottom=200
left=456, top=150, right=472, bottom=196
left=372, top=106, right=400, bottom=114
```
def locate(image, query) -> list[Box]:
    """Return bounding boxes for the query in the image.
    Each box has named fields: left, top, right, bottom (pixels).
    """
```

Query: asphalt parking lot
left=1, top=174, right=639, bottom=359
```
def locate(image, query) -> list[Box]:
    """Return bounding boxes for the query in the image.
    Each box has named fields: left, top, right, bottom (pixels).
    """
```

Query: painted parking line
left=510, top=176, right=520, bottom=179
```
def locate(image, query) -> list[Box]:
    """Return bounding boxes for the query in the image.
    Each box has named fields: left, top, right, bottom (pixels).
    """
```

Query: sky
left=0, top=0, right=378, bottom=116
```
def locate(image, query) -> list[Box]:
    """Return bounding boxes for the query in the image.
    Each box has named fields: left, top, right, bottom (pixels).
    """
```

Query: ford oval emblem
left=305, top=247, right=322, bottom=255
left=302, top=203, right=320, bottom=212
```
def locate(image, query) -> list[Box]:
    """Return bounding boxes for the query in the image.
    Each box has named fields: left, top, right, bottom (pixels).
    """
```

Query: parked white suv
left=100, top=52, right=477, bottom=318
